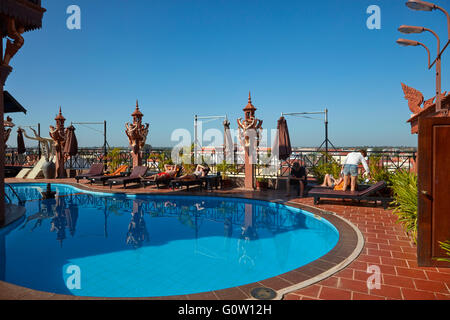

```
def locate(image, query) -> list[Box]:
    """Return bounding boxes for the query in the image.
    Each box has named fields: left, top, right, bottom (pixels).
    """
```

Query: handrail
left=5, top=184, right=25, bottom=205
left=4, top=193, right=12, bottom=204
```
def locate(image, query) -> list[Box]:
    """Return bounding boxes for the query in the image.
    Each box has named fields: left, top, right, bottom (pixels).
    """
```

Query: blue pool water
left=2, top=183, right=339, bottom=298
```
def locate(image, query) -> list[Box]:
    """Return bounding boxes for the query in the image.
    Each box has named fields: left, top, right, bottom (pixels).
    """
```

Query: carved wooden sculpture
left=49, top=107, right=68, bottom=178
left=237, top=92, right=263, bottom=189
left=125, top=100, right=149, bottom=167
left=20, top=127, right=55, bottom=161
left=2, top=17, right=25, bottom=67
left=401, top=83, right=424, bottom=114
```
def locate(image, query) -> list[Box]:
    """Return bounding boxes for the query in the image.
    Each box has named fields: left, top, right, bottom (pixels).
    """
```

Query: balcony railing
left=5, top=147, right=417, bottom=178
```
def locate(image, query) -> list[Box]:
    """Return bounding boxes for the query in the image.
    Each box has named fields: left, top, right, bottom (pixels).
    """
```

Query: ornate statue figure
left=19, top=127, right=55, bottom=161
left=237, top=92, right=263, bottom=189
left=401, top=83, right=424, bottom=115
left=49, top=107, right=68, bottom=178
left=2, top=17, right=25, bottom=67
left=125, top=100, right=149, bottom=167
left=237, top=92, right=263, bottom=149
left=3, top=116, right=14, bottom=146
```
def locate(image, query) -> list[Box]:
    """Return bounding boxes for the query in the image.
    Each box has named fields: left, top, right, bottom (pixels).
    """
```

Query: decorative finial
left=136, top=99, right=139, bottom=108
left=248, top=91, right=252, bottom=104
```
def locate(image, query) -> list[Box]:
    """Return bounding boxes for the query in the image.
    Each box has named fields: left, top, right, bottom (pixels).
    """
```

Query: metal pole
left=194, top=115, right=198, bottom=164
left=38, top=123, right=41, bottom=159
left=104, top=120, right=107, bottom=170
left=325, top=108, right=329, bottom=163
left=436, top=55, right=442, bottom=112
left=424, top=27, right=442, bottom=112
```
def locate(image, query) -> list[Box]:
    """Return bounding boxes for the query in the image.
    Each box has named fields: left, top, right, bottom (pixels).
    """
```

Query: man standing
left=342, top=149, right=370, bottom=192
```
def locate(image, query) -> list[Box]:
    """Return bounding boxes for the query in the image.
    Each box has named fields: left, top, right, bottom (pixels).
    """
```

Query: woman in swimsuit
left=178, top=164, right=209, bottom=181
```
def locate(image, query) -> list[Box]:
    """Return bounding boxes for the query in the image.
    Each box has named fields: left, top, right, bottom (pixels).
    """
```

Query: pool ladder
left=5, top=183, right=25, bottom=206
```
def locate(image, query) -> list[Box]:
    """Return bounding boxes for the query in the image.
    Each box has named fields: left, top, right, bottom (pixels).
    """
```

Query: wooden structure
left=125, top=101, right=149, bottom=167
left=403, top=83, right=450, bottom=267
left=237, top=93, right=263, bottom=190
left=0, top=0, right=46, bottom=227
left=49, top=108, right=67, bottom=178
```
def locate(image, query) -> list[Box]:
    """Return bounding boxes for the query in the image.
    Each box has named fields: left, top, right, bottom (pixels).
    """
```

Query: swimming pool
left=2, top=183, right=339, bottom=298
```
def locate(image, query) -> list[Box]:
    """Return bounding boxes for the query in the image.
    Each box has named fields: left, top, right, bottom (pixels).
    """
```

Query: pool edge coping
left=1, top=181, right=364, bottom=301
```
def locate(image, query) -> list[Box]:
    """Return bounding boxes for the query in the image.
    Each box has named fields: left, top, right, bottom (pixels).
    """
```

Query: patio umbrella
left=17, top=128, right=26, bottom=154
left=277, top=116, right=292, bottom=161
left=64, top=125, right=78, bottom=156
left=223, top=119, right=233, bottom=162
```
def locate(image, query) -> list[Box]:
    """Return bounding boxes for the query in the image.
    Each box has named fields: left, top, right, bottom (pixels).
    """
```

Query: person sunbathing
left=147, top=164, right=179, bottom=181
left=321, top=173, right=345, bottom=191
left=177, top=164, right=209, bottom=181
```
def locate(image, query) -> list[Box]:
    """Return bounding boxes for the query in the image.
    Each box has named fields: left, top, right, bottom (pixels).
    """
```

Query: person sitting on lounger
left=287, top=162, right=307, bottom=197
left=321, top=173, right=345, bottom=191
left=147, top=164, right=179, bottom=181
left=178, top=164, right=209, bottom=181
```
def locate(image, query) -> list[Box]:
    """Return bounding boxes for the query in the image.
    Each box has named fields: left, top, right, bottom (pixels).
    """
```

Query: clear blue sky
left=5, top=0, right=449, bottom=148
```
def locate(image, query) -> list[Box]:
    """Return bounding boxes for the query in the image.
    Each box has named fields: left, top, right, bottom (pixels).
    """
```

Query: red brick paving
left=287, top=197, right=450, bottom=300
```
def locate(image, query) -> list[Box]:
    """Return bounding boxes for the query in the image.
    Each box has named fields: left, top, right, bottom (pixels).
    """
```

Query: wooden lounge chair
left=169, top=166, right=210, bottom=191
left=308, top=181, right=392, bottom=209
left=169, top=178, right=205, bottom=191
left=142, top=166, right=182, bottom=189
left=108, top=166, right=148, bottom=189
left=89, top=165, right=129, bottom=186
left=75, top=163, right=104, bottom=183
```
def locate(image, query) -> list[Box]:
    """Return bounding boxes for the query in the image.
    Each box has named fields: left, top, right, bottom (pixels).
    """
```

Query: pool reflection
left=3, top=185, right=339, bottom=297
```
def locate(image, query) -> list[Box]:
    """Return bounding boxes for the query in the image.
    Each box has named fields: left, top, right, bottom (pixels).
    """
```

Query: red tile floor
left=284, top=198, right=450, bottom=300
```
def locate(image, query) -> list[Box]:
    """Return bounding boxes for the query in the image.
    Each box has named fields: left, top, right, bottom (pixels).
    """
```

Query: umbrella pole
left=104, top=120, right=107, bottom=171
left=325, top=109, right=328, bottom=163
left=38, top=123, right=41, bottom=159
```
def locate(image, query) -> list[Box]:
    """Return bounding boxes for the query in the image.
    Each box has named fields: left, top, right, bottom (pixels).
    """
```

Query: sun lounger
left=308, top=181, right=392, bottom=209
left=108, top=166, right=148, bottom=189
left=142, top=166, right=182, bottom=189
left=89, top=165, right=129, bottom=185
left=169, top=178, right=205, bottom=191
left=75, top=163, right=104, bottom=183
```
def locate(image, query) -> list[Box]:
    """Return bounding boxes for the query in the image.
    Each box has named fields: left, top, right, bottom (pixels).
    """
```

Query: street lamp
left=406, top=0, right=435, bottom=11
left=398, top=26, right=442, bottom=111
left=397, top=38, right=431, bottom=67
left=405, top=0, right=450, bottom=39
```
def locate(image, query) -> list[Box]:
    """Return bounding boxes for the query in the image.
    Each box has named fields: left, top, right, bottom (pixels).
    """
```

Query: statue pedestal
left=244, top=149, right=255, bottom=190
left=132, top=152, right=142, bottom=168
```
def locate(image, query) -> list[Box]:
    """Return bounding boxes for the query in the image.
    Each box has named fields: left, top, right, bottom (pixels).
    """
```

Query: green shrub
left=216, top=160, right=239, bottom=178
left=390, top=170, right=418, bottom=243
left=107, top=148, right=123, bottom=171
left=309, top=153, right=341, bottom=183
left=148, top=152, right=173, bottom=171
left=437, top=240, right=450, bottom=263
left=367, top=155, right=394, bottom=185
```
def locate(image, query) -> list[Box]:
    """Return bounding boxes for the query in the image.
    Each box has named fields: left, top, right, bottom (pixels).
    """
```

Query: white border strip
left=248, top=201, right=365, bottom=300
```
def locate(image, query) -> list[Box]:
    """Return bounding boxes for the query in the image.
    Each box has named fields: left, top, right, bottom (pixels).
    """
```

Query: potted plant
left=256, top=177, right=269, bottom=190
left=216, top=161, right=234, bottom=188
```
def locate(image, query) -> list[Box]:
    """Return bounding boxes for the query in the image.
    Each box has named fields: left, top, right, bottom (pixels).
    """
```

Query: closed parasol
left=277, top=116, right=292, bottom=161
left=223, top=119, right=233, bottom=162
left=64, top=125, right=78, bottom=156
left=17, top=128, right=26, bottom=154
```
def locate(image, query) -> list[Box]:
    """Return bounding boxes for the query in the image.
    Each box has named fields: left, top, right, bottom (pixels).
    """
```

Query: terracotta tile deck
left=284, top=197, right=450, bottom=300
left=4, top=178, right=450, bottom=300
